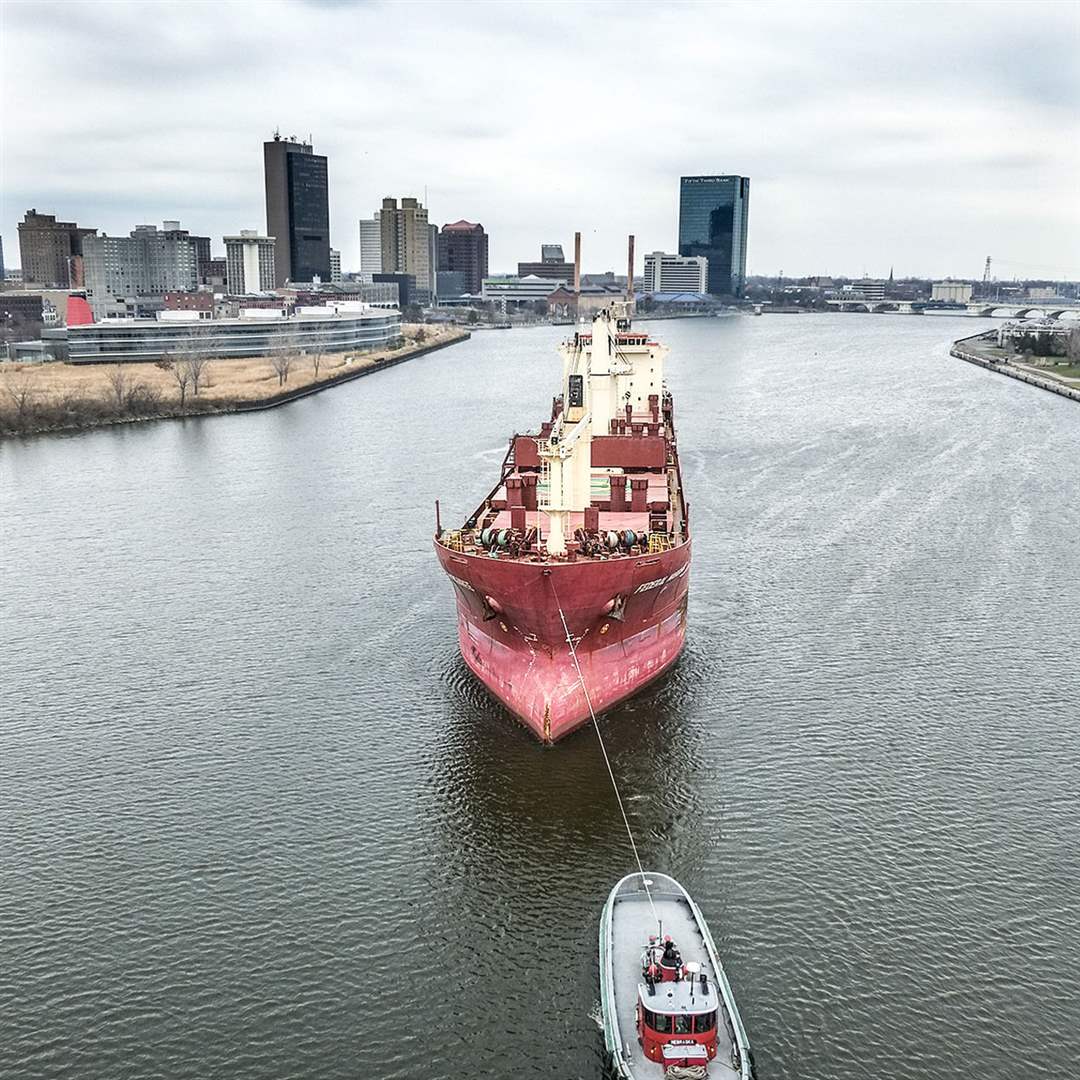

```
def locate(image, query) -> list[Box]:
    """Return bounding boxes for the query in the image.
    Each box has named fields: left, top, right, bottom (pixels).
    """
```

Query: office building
left=330, top=248, right=342, bottom=284
left=17, top=209, right=97, bottom=288
left=436, top=271, right=468, bottom=299
left=678, top=175, right=750, bottom=296
left=204, top=258, right=227, bottom=288
left=547, top=282, right=626, bottom=320
left=359, top=217, right=382, bottom=277
left=163, top=291, right=214, bottom=315
left=643, top=252, right=708, bottom=294
left=264, top=133, right=330, bottom=286
left=518, top=241, right=575, bottom=282
left=843, top=279, right=886, bottom=302
left=162, top=221, right=213, bottom=282
left=0, top=235, right=5, bottom=282
left=1, top=293, right=44, bottom=332
left=482, top=275, right=563, bottom=306
left=378, top=197, right=432, bottom=301
left=39, top=306, right=402, bottom=364
left=428, top=224, right=438, bottom=299
left=932, top=282, right=973, bottom=303
left=373, top=272, right=416, bottom=308
left=82, top=223, right=198, bottom=317
left=437, top=220, right=488, bottom=295
left=284, top=281, right=400, bottom=309
left=224, top=230, right=277, bottom=294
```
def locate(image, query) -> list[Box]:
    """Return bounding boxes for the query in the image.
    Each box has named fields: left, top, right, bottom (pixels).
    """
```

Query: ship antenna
left=547, top=575, right=659, bottom=929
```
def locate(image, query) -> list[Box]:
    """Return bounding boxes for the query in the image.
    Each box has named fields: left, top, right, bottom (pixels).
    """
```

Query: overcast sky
left=2, top=0, right=1078, bottom=279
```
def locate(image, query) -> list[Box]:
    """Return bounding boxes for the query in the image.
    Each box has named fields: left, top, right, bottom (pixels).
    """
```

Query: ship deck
left=439, top=401, right=688, bottom=563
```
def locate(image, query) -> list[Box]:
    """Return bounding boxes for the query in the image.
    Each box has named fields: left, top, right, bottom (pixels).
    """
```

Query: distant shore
left=951, top=331, right=1080, bottom=404
left=0, top=325, right=469, bottom=438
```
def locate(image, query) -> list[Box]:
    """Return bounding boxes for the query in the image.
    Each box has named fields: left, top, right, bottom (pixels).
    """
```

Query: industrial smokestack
left=574, top=231, right=581, bottom=293
left=627, top=234, right=635, bottom=301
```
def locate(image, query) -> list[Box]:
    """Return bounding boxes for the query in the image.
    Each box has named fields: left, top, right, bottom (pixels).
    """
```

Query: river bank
left=0, top=325, right=469, bottom=437
left=951, top=331, right=1080, bottom=404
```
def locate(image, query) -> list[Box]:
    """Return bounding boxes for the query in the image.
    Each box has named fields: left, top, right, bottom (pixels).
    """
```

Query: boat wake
left=587, top=1000, right=605, bottom=1030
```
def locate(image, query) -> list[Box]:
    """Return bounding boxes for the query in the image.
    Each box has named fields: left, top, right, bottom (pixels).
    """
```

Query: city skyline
left=1, top=1, right=1078, bottom=281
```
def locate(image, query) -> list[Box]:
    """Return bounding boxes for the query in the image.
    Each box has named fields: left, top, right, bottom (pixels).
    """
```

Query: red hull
left=435, top=541, right=690, bottom=742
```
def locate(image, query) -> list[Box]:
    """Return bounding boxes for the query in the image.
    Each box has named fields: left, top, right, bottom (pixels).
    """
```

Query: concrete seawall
left=950, top=332, right=1080, bottom=405
left=231, top=332, right=470, bottom=413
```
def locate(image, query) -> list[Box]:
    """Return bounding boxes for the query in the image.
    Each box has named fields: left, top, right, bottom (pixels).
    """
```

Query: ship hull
left=435, top=541, right=690, bottom=743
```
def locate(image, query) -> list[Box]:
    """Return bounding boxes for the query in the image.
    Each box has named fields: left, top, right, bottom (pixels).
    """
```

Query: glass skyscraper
left=678, top=175, right=750, bottom=297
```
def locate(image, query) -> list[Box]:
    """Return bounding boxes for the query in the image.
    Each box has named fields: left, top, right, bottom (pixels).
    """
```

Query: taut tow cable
left=548, top=576, right=658, bottom=927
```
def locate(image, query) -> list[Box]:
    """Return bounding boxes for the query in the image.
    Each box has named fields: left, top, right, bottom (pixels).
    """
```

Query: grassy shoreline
left=0, top=325, right=468, bottom=438
left=951, top=331, right=1080, bottom=404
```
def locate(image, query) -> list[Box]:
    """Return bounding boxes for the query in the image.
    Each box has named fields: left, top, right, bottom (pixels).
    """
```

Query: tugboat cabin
left=637, top=937, right=719, bottom=1071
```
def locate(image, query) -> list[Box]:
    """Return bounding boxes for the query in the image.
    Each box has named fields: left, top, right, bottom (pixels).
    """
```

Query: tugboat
left=599, top=873, right=753, bottom=1079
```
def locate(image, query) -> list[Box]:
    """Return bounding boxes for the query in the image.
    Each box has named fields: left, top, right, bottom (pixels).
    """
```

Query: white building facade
left=642, top=252, right=708, bottom=293
left=931, top=282, right=973, bottom=303
left=224, top=231, right=277, bottom=294
left=359, top=217, right=382, bottom=278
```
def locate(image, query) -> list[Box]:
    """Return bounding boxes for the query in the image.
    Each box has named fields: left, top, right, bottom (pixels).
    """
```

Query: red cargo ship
left=434, top=304, right=690, bottom=743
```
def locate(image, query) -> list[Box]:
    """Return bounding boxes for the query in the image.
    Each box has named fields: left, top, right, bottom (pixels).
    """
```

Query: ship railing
left=466, top=435, right=519, bottom=525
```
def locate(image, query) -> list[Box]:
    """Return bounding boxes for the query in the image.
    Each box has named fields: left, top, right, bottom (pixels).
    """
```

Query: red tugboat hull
left=435, top=540, right=690, bottom=743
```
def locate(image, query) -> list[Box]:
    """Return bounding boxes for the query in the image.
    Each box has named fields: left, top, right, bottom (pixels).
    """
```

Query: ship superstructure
left=434, top=304, right=690, bottom=743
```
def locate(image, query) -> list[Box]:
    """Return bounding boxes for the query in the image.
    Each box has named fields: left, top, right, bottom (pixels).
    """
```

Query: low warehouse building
left=29, top=304, right=402, bottom=363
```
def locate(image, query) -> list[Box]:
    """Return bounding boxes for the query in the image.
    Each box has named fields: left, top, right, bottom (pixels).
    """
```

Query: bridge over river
left=823, top=299, right=1080, bottom=320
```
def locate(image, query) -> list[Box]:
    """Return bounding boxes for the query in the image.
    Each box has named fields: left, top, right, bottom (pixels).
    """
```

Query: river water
left=2, top=314, right=1077, bottom=1080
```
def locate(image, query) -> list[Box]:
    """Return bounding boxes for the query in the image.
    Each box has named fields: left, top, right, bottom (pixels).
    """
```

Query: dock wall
left=231, top=332, right=469, bottom=413
left=950, top=333, right=1080, bottom=405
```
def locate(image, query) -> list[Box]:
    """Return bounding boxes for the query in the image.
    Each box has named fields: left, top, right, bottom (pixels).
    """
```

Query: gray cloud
left=1, top=0, right=1077, bottom=279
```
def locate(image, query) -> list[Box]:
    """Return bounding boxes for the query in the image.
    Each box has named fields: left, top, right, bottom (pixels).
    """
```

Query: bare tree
left=126, top=381, right=163, bottom=415
left=175, top=324, right=213, bottom=396
left=105, top=364, right=129, bottom=408
left=1068, top=329, right=1080, bottom=365
left=165, top=357, right=191, bottom=409
left=309, top=324, right=328, bottom=380
left=270, top=350, right=293, bottom=387
left=270, top=328, right=297, bottom=387
left=3, top=373, right=37, bottom=421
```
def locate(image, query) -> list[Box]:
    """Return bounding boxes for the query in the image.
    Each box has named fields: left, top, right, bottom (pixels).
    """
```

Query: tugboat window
left=647, top=1010, right=673, bottom=1034
left=694, top=1011, right=716, bottom=1033
left=674, top=1014, right=693, bottom=1035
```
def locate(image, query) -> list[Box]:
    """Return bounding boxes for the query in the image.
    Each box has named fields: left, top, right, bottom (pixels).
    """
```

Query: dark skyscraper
left=438, top=220, right=489, bottom=295
left=264, top=134, right=330, bottom=286
left=678, top=175, right=749, bottom=297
